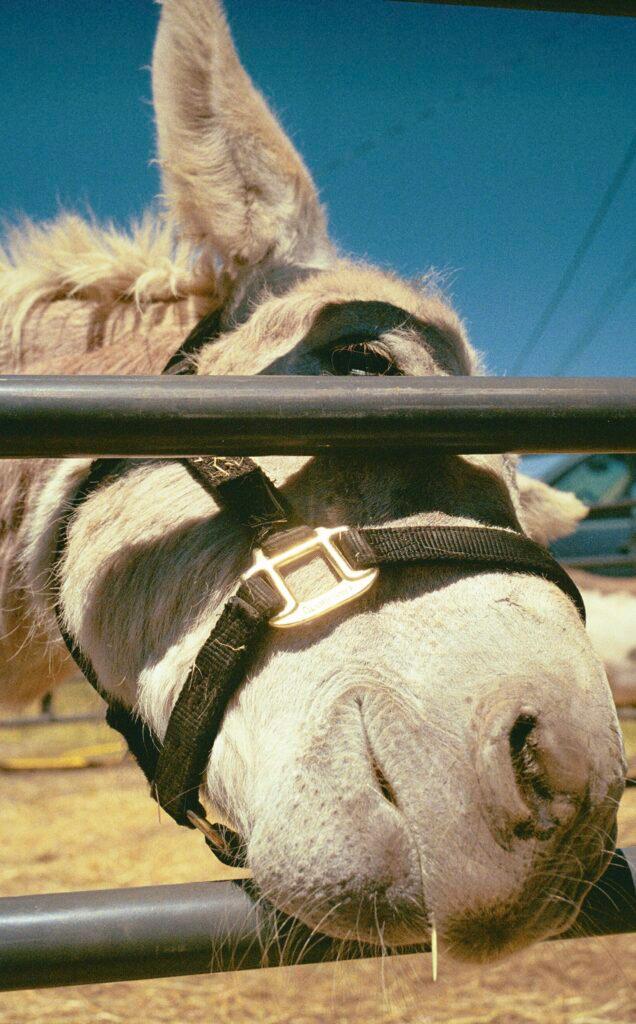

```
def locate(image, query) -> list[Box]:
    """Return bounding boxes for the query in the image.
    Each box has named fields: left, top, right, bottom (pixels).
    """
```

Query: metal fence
left=393, top=2, right=636, bottom=17
left=1, top=846, right=635, bottom=990
left=1, top=373, right=635, bottom=989
left=0, top=376, right=634, bottom=457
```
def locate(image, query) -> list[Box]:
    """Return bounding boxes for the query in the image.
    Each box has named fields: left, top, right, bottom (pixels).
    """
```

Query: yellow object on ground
left=0, top=740, right=127, bottom=771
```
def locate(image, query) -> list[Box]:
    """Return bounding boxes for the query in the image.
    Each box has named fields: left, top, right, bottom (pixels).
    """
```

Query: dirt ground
left=0, top=686, right=634, bottom=1024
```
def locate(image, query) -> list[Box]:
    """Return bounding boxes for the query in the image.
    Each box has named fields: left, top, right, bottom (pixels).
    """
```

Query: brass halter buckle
left=242, top=526, right=378, bottom=628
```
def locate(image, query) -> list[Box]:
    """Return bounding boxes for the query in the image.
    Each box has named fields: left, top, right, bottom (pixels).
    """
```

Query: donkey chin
left=217, top=652, right=625, bottom=962
left=245, top=776, right=623, bottom=961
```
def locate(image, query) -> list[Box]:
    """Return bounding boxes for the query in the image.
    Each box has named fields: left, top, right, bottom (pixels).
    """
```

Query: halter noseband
left=53, top=303, right=585, bottom=868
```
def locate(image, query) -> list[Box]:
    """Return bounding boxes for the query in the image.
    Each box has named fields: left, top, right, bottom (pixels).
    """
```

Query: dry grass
left=0, top=685, right=634, bottom=1024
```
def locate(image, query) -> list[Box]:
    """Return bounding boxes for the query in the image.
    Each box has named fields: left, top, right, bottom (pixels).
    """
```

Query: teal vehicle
left=521, top=455, right=636, bottom=576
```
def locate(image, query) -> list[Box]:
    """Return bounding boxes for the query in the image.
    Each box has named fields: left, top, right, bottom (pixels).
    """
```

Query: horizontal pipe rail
left=0, top=376, right=634, bottom=457
left=587, top=499, right=636, bottom=519
left=0, top=711, right=104, bottom=729
left=392, top=1, right=635, bottom=15
left=0, top=847, right=634, bottom=990
left=559, top=554, right=636, bottom=570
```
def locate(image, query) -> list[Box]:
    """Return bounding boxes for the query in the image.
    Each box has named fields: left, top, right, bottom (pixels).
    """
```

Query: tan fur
left=152, top=0, right=332, bottom=269
left=516, top=472, right=588, bottom=547
left=0, top=213, right=214, bottom=361
left=0, top=0, right=625, bottom=961
left=570, top=570, right=636, bottom=706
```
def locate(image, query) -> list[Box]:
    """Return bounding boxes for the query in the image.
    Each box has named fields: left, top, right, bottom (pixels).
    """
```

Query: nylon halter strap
left=54, top=305, right=586, bottom=869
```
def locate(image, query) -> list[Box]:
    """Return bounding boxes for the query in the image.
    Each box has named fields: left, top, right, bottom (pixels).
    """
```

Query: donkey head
left=102, top=0, right=625, bottom=960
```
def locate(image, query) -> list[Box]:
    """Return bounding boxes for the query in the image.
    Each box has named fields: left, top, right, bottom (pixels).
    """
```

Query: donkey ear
left=152, top=0, right=332, bottom=271
left=515, top=472, right=588, bottom=547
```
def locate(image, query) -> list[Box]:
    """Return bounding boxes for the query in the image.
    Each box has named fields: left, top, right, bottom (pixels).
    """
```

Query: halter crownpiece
left=54, top=302, right=585, bottom=868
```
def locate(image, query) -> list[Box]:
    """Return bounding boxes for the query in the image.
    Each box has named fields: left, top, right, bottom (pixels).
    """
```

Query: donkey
left=0, top=0, right=625, bottom=962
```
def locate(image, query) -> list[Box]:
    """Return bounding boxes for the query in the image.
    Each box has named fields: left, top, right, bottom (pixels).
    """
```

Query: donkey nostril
left=509, top=713, right=553, bottom=802
left=475, top=700, right=593, bottom=849
left=508, top=710, right=589, bottom=841
left=371, top=755, right=398, bottom=807
left=508, top=712, right=557, bottom=839
left=357, top=697, right=398, bottom=807
left=509, top=712, right=537, bottom=759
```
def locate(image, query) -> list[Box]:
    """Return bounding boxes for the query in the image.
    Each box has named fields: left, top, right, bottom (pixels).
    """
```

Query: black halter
left=53, top=304, right=585, bottom=868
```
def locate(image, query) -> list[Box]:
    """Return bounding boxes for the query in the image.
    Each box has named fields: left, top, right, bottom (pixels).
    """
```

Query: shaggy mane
left=0, top=212, right=215, bottom=348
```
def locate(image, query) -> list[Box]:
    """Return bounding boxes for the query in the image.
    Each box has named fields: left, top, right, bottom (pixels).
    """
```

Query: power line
left=511, top=130, right=636, bottom=373
left=553, top=246, right=636, bottom=374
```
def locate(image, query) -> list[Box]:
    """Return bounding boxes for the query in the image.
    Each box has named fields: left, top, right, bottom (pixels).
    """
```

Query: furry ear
left=515, top=472, right=588, bottom=546
left=152, top=0, right=332, bottom=272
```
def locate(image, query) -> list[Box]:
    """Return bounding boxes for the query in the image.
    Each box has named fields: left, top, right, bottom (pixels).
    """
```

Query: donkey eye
left=330, top=342, right=399, bottom=376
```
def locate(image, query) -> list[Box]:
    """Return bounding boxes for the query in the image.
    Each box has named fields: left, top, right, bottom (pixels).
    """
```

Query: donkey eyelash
left=328, top=340, right=401, bottom=377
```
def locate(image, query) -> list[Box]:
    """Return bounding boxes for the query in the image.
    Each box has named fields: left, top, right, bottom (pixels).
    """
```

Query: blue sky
left=2, top=0, right=634, bottom=377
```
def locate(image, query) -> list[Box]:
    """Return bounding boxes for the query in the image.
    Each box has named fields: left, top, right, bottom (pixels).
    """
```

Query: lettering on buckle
left=242, top=527, right=378, bottom=628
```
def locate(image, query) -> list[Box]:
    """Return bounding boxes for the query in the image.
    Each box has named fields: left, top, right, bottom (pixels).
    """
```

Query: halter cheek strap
left=53, top=303, right=586, bottom=869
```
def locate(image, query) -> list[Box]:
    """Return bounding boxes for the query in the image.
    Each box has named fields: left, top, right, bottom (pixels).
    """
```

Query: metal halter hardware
left=242, top=527, right=378, bottom=628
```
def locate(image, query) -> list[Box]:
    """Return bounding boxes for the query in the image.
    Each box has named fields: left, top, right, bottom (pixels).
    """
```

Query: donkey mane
left=0, top=211, right=214, bottom=355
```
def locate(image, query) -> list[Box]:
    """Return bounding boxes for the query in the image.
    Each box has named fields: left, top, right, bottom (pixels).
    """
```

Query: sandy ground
left=0, top=688, right=634, bottom=1024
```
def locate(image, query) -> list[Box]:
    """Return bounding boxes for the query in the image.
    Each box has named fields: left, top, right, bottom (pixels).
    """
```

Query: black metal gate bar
left=0, top=711, right=103, bottom=728
left=560, top=554, right=636, bottom=570
left=0, top=375, right=633, bottom=457
left=0, top=847, right=634, bottom=991
left=391, top=1, right=636, bottom=16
